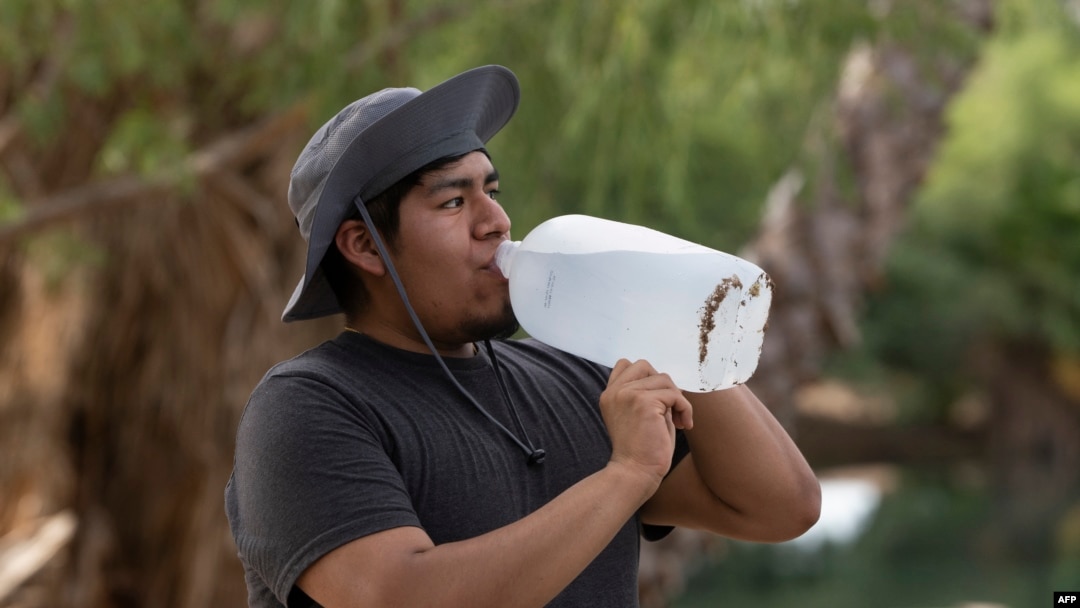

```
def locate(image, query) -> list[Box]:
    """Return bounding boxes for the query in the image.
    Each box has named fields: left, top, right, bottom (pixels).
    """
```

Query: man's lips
left=484, top=239, right=511, bottom=280
left=484, top=262, right=509, bottom=281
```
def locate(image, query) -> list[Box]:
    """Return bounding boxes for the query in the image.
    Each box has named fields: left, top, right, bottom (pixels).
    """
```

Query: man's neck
left=344, top=317, right=477, bottom=358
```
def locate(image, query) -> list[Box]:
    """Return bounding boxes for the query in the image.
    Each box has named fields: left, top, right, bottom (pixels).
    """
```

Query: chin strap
left=352, top=197, right=545, bottom=466
left=482, top=339, right=546, bottom=465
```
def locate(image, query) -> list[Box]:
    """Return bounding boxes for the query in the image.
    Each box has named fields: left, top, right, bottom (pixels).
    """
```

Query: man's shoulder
left=264, top=337, right=351, bottom=381
left=237, top=337, right=388, bottom=444
left=242, top=337, right=381, bottom=415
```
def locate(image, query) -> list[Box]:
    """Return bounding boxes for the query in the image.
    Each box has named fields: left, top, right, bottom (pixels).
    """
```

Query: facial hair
left=462, top=299, right=520, bottom=342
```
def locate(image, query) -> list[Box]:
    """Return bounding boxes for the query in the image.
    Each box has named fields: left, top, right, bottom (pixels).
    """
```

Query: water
left=673, top=464, right=1080, bottom=608
left=504, top=249, right=771, bottom=392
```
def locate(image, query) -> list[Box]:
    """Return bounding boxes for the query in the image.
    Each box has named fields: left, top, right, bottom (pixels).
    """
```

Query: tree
left=854, top=0, right=1080, bottom=564
left=0, top=1, right=1010, bottom=606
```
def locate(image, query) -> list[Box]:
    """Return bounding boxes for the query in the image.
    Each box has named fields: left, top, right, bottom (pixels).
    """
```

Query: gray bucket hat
left=282, top=65, right=521, bottom=322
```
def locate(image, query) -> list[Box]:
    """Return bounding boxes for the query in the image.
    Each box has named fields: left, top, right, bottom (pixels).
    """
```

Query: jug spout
left=495, top=240, right=520, bottom=279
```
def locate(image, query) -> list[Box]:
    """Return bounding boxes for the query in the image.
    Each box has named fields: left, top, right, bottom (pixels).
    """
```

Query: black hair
left=321, top=149, right=485, bottom=317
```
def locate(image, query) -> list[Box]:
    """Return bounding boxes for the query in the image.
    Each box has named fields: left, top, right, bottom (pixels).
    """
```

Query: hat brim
left=282, top=65, right=520, bottom=322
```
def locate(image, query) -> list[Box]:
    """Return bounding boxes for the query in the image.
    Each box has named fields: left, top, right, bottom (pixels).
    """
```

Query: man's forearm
left=301, top=462, right=659, bottom=608
left=414, top=462, right=656, bottom=606
left=302, top=358, right=693, bottom=608
left=681, top=385, right=820, bottom=539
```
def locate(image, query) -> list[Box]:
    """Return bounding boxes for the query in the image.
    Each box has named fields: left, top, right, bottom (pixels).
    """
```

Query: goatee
left=464, top=300, right=520, bottom=342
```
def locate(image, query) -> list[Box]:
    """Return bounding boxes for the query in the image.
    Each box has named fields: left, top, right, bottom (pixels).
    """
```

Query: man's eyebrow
left=425, top=169, right=500, bottom=195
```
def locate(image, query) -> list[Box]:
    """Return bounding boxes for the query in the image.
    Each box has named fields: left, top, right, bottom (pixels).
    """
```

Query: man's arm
left=298, top=359, right=691, bottom=608
left=298, top=463, right=652, bottom=607
left=641, top=384, right=821, bottom=542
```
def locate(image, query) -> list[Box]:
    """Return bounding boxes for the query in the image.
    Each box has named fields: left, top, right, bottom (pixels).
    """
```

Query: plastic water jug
left=495, top=214, right=772, bottom=392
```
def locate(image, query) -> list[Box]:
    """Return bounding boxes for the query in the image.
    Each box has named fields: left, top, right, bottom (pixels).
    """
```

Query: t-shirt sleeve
left=228, top=373, right=421, bottom=605
left=640, top=429, right=691, bottom=542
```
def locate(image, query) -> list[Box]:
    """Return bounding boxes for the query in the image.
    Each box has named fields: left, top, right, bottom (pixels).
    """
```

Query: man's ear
left=334, top=218, right=386, bottom=277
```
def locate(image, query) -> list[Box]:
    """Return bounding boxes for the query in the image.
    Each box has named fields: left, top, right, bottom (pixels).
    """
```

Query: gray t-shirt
left=225, top=332, right=684, bottom=607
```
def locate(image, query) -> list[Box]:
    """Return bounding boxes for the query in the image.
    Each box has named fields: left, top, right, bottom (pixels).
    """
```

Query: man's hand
left=599, top=359, right=694, bottom=488
left=298, top=360, right=695, bottom=608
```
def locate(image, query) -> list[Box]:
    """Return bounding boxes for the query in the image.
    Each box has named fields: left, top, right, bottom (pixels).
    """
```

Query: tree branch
left=0, top=102, right=309, bottom=243
left=0, top=511, right=77, bottom=602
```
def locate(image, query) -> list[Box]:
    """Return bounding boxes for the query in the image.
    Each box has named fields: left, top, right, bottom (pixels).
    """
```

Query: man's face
left=387, top=151, right=518, bottom=344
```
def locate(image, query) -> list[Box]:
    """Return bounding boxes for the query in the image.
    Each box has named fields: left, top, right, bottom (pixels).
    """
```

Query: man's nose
left=475, top=195, right=511, bottom=239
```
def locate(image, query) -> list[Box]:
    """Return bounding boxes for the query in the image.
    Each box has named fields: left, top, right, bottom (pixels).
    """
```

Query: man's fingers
left=671, top=393, right=694, bottom=430
left=607, top=359, right=660, bottom=386
left=605, top=359, right=694, bottom=427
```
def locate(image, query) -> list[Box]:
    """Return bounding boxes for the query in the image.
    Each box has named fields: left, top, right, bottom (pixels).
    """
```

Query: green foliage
left=0, top=176, right=23, bottom=224
left=1, top=0, right=1012, bottom=390
left=859, top=0, right=1080, bottom=400
left=1, top=0, right=405, bottom=143
left=3, top=0, right=978, bottom=249
left=98, top=106, right=192, bottom=176
left=845, top=237, right=1011, bottom=419
left=24, top=230, right=106, bottom=290
left=676, top=467, right=1065, bottom=608
left=424, top=0, right=892, bottom=247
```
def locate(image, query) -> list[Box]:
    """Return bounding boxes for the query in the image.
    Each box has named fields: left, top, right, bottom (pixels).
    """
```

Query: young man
left=225, top=65, right=820, bottom=608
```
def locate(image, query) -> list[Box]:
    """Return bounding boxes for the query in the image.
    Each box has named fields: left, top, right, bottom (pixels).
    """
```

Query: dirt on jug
left=698, top=275, right=743, bottom=365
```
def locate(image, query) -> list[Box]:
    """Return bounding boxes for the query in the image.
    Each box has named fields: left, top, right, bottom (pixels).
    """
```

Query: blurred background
left=1, top=0, right=1078, bottom=606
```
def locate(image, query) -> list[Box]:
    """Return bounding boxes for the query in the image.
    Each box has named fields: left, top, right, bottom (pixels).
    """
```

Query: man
left=226, top=65, right=820, bottom=608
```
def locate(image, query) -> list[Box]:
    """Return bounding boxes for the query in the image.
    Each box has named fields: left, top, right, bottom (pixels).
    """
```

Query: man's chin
left=466, top=305, right=520, bottom=342
left=489, top=320, right=521, bottom=341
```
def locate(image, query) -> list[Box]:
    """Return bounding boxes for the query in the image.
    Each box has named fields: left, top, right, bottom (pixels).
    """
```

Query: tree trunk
left=637, top=3, right=995, bottom=604
left=975, top=341, right=1080, bottom=558
left=0, top=94, right=332, bottom=606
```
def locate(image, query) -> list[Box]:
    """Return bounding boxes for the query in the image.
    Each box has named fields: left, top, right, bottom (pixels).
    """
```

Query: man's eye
left=442, top=197, right=464, bottom=208
left=487, top=189, right=500, bottom=200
